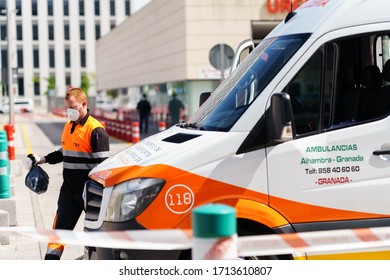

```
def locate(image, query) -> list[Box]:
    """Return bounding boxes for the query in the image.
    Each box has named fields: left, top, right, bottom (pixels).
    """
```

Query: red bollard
left=125, top=121, right=132, bottom=142
left=120, top=121, right=126, bottom=140
left=3, top=124, right=15, bottom=160
left=132, top=122, right=140, bottom=144
left=159, top=121, right=166, bottom=132
left=106, top=119, right=113, bottom=136
left=113, top=121, right=119, bottom=138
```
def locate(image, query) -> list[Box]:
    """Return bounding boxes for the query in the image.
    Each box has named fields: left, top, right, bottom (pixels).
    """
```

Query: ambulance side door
left=266, top=26, right=390, bottom=233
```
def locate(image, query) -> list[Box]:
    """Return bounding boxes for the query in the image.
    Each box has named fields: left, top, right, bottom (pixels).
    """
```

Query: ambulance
left=84, top=0, right=390, bottom=260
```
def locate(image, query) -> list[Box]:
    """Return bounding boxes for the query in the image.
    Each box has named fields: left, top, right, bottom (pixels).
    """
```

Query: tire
left=237, top=219, right=293, bottom=260
left=179, top=219, right=294, bottom=260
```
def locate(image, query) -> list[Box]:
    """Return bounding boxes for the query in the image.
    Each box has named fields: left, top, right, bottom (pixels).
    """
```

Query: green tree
left=80, top=73, right=91, bottom=95
left=45, top=76, right=56, bottom=96
left=107, top=89, right=118, bottom=99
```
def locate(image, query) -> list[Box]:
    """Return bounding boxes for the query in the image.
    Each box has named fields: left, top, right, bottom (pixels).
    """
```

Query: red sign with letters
left=267, top=0, right=308, bottom=13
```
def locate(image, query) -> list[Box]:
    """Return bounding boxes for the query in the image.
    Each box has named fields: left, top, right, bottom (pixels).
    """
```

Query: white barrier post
left=191, top=203, right=237, bottom=260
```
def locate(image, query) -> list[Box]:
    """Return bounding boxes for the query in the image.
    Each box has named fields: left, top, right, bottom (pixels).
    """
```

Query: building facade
left=95, top=0, right=308, bottom=117
left=0, top=0, right=150, bottom=108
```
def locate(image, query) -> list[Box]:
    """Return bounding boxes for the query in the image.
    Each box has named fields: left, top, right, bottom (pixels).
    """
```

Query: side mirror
left=199, top=92, right=212, bottom=107
left=267, top=92, right=295, bottom=144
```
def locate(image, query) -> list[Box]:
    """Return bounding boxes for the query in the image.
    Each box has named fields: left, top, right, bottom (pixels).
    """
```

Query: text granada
left=317, top=177, right=350, bottom=185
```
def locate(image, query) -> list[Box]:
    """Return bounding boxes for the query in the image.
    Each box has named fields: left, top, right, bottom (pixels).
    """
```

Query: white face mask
left=66, top=107, right=80, bottom=122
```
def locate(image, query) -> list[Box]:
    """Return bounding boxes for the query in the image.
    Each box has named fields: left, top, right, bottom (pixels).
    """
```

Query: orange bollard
left=159, top=121, right=166, bottom=132
left=3, top=124, right=15, bottom=160
left=132, top=121, right=140, bottom=144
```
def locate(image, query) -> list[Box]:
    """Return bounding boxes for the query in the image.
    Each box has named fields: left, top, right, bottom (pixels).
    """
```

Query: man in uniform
left=28, top=88, right=110, bottom=260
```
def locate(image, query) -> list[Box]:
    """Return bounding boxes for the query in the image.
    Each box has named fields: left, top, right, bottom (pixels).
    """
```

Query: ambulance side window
left=284, top=32, right=390, bottom=138
left=283, top=50, right=322, bottom=136
left=327, top=33, right=390, bottom=129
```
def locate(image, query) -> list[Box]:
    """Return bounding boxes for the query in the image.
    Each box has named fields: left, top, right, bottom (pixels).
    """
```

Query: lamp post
left=1, top=7, right=15, bottom=124
left=6, top=8, right=14, bottom=125
left=1, top=7, right=16, bottom=160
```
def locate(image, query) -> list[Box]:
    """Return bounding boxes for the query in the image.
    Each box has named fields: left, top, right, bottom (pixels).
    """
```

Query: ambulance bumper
left=84, top=220, right=190, bottom=260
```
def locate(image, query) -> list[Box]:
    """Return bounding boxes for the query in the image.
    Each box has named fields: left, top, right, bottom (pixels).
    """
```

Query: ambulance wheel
left=237, top=219, right=293, bottom=260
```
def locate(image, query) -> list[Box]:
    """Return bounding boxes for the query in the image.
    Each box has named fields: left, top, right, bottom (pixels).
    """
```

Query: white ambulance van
left=84, top=0, right=390, bottom=260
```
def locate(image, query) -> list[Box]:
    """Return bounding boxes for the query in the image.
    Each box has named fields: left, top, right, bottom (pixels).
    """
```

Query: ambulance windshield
left=188, top=33, right=311, bottom=132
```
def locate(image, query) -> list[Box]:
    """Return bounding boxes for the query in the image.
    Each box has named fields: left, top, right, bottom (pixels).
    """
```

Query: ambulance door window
left=282, top=49, right=322, bottom=136
left=375, top=35, right=390, bottom=71
left=328, top=33, right=390, bottom=128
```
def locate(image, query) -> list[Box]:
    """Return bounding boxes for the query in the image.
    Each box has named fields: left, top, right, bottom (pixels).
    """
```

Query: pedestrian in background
left=168, top=93, right=185, bottom=126
left=137, top=94, right=152, bottom=133
left=27, top=88, right=110, bottom=260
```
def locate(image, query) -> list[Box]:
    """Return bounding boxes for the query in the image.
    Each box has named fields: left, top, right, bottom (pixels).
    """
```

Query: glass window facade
left=64, top=23, right=69, bottom=40
left=80, top=48, right=86, bottom=67
left=18, top=77, right=24, bottom=96
left=95, top=23, right=100, bottom=39
left=65, top=48, right=71, bottom=68
left=110, top=0, right=115, bottom=16
left=16, top=0, right=22, bottom=16
left=125, top=0, right=131, bottom=16
left=63, top=0, right=69, bottom=16
left=32, top=0, right=38, bottom=16
left=48, top=23, right=54, bottom=40
left=95, top=0, right=100, bottom=16
left=49, top=48, right=55, bottom=68
left=1, top=24, right=6, bottom=41
left=17, top=48, right=23, bottom=68
left=80, top=23, right=85, bottom=40
left=16, top=23, right=22, bottom=40
left=32, top=24, right=38, bottom=40
left=79, top=0, right=85, bottom=16
left=33, top=49, right=39, bottom=68
left=48, top=0, right=54, bottom=16
left=65, top=74, right=71, bottom=86
left=34, top=76, right=40, bottom=96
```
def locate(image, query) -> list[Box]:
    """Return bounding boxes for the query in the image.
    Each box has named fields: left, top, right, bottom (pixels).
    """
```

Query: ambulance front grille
left=85, top=180, right=104, bottom=221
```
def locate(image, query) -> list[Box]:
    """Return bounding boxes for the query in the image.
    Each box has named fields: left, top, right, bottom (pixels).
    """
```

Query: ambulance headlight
left=105, top=178, right=165, bottom=222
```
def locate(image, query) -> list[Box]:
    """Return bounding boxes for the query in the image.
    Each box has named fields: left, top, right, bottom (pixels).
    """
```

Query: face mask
left=66, top=108, right=80, bottom=122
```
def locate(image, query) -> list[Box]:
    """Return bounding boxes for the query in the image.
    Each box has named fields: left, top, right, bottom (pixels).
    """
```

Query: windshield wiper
left=179, top=122, right=205, bottom=130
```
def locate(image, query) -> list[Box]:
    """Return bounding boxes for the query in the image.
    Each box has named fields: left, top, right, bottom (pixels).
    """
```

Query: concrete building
left=0, top=0, right=151, bottom=109
left=95, top=0, right=308, bottom=117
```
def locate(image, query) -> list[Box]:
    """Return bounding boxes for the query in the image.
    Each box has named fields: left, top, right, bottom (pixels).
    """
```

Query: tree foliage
left=45, top=76, right=56, bottom=95
left=80, top=74, right=91, bottom=95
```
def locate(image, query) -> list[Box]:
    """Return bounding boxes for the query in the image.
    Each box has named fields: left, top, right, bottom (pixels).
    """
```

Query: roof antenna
left=285, top=0, right=297, bottom=23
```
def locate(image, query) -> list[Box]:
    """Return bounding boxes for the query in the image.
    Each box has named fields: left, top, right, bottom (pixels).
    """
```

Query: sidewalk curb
left=0, top=209, right=9, bottom=245
left=0, top=197, right=16, bottom=226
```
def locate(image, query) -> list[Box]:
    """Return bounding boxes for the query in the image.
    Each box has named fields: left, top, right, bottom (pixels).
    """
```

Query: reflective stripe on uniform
left=63, top=162, right=100, bottom=170
left=46, top=214, right=65, bottom=259
left=46, top=242, right=65, bottom=258
left=63, top=150, right=110, bottom=159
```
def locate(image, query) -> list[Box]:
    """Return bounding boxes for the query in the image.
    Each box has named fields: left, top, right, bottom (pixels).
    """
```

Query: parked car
left=96, top=97, right=117, bottom=112
left=116, top=98, right=138, bottom=111
left=0, top=98, right=34, bottom=113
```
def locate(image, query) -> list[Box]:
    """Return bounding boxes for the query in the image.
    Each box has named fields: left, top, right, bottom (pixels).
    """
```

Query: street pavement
left=0, top=109, right=131, bottom=260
